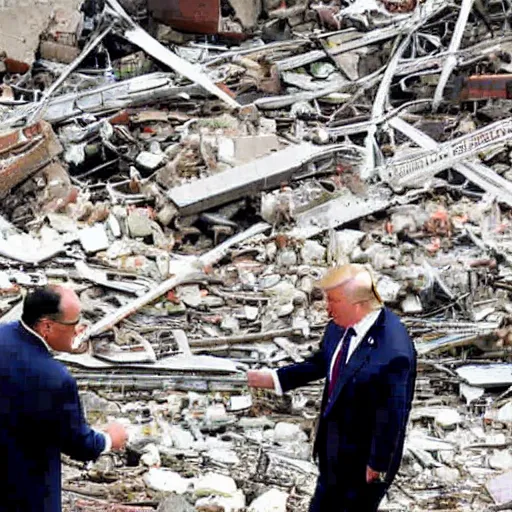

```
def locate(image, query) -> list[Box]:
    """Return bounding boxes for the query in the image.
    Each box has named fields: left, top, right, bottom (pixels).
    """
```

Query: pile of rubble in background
left=3, top=0, right=512, bottom=510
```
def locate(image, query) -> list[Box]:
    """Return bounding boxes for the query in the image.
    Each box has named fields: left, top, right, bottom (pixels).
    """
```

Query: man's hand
left=247, top=370, right=275, bottom=390
left=104, top=422, right=128, bottom=451
left=366, top=466, right=382, bottom=484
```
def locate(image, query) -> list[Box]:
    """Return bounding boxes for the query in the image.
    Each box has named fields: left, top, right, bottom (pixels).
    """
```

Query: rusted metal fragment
left=452, top=74, right=512, bottom=101
left=3, top=57, right=30, bottom=74
left=0, top=120, right=63, bottom=198
left=379, top=0, right=417, bottom=12
left=148, top=0, right=221, bottom=34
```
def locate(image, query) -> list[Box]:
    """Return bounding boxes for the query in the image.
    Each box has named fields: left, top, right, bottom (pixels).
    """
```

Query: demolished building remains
left=3, top=0, right=512, bottom=510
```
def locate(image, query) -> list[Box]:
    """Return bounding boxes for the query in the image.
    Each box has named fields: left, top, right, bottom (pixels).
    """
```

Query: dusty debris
left=3, top=0, right=512, bottom=510
left=0, top=121, right=63, bottom=199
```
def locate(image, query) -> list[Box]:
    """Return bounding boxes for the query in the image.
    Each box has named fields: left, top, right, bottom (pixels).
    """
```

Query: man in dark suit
left=0, top=285, right=128, bottom=512
left=248, top=264, right=417, bottom=511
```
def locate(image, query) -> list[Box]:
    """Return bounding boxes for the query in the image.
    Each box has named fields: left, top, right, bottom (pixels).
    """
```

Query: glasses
left=44, top=315, right=81, bottom=326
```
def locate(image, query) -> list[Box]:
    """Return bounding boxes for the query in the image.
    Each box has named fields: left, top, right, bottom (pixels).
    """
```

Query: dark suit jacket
left=0, top=321, right=106, bottom=512
left=277, top=308, right=416, bottom=490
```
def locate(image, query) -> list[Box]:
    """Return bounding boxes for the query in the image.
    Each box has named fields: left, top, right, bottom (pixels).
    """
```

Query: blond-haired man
left=248, top=264, right=417, bottom=511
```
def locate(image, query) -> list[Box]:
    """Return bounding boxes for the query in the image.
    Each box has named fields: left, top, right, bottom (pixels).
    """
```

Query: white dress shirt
left=271, top=308, right=382, bottom=396
left=20, top=320, right=111, bottom=453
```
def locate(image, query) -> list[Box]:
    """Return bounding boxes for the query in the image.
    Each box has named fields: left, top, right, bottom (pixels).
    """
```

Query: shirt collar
left=20, top=320, right=53, bottom=353
left=351, top=308, right=382, bottom=338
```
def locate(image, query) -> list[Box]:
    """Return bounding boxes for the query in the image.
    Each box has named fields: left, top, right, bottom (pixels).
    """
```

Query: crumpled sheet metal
left=390, top=117, right=512, bottom=208
left=106, top=0, right=240, bottom=109
left=57, top=352, right=241, bottom=374
left=379, top=117, right=512, bottom=190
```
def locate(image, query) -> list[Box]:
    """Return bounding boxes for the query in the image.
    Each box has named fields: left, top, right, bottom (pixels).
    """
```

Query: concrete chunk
left=168, top=143, right=333, bottom=215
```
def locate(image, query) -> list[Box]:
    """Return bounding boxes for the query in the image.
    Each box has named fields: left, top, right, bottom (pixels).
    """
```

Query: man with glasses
left=248, top=264, right=417, bottom=511
left=0, top=285, right=127, bottom=512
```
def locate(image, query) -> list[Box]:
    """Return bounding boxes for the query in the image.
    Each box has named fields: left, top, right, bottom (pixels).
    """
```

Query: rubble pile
left=3, top=0, right=512, bottom=510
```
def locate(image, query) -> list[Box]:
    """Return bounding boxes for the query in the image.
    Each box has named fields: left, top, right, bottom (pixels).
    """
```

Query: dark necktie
left=328, top=327, right=355, bottom=396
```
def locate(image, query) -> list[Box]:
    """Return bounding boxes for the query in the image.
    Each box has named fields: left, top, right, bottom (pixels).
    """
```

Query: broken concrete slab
left=168, top=143, right=345, bottom=216
left=486, top=470, right=512, bottom=506
left=0, top=0, right=82, bottom=65
left=288, top=186, right=392, bottom=239
left=232, top=135, right=279, bottom=164
left=229, top=0, right=262, bottom=29
left=456, top=364, right=512, bottom=388
left=79, top=224, right=110, bottom=254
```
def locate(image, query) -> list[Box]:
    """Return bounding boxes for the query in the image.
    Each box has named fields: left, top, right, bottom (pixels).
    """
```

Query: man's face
left=326, top=285, right=359, bottom=327
left=40, top=291, right=83, bottom=352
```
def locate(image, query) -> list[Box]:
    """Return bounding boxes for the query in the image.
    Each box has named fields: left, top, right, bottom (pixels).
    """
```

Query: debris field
left=3, top=0, right=512, bottom=510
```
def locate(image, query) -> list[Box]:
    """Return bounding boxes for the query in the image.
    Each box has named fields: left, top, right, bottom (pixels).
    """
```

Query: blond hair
left=316, top=264, right=383, bottom=309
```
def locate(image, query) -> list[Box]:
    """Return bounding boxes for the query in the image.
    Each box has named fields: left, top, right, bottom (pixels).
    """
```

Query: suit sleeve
left=57, top=374, right=106, bottom=462
left=368, top=354, right=415, bottom=474
left=276, top=339, right=328, bottom=393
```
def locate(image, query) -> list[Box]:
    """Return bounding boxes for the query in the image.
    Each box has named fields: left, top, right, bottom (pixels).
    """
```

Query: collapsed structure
left=2, top=0, right=512, bottom=510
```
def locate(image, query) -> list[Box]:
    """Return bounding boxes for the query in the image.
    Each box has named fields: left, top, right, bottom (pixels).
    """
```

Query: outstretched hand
left=105, top=422, right=128, bottom=451
left=247, top=370, right=275, bottom=390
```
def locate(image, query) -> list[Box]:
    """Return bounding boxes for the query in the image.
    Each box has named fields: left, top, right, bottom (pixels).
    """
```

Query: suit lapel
left=323, top=309, right=387, bottom=417
left=324, top=337, right=375, bottom=416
